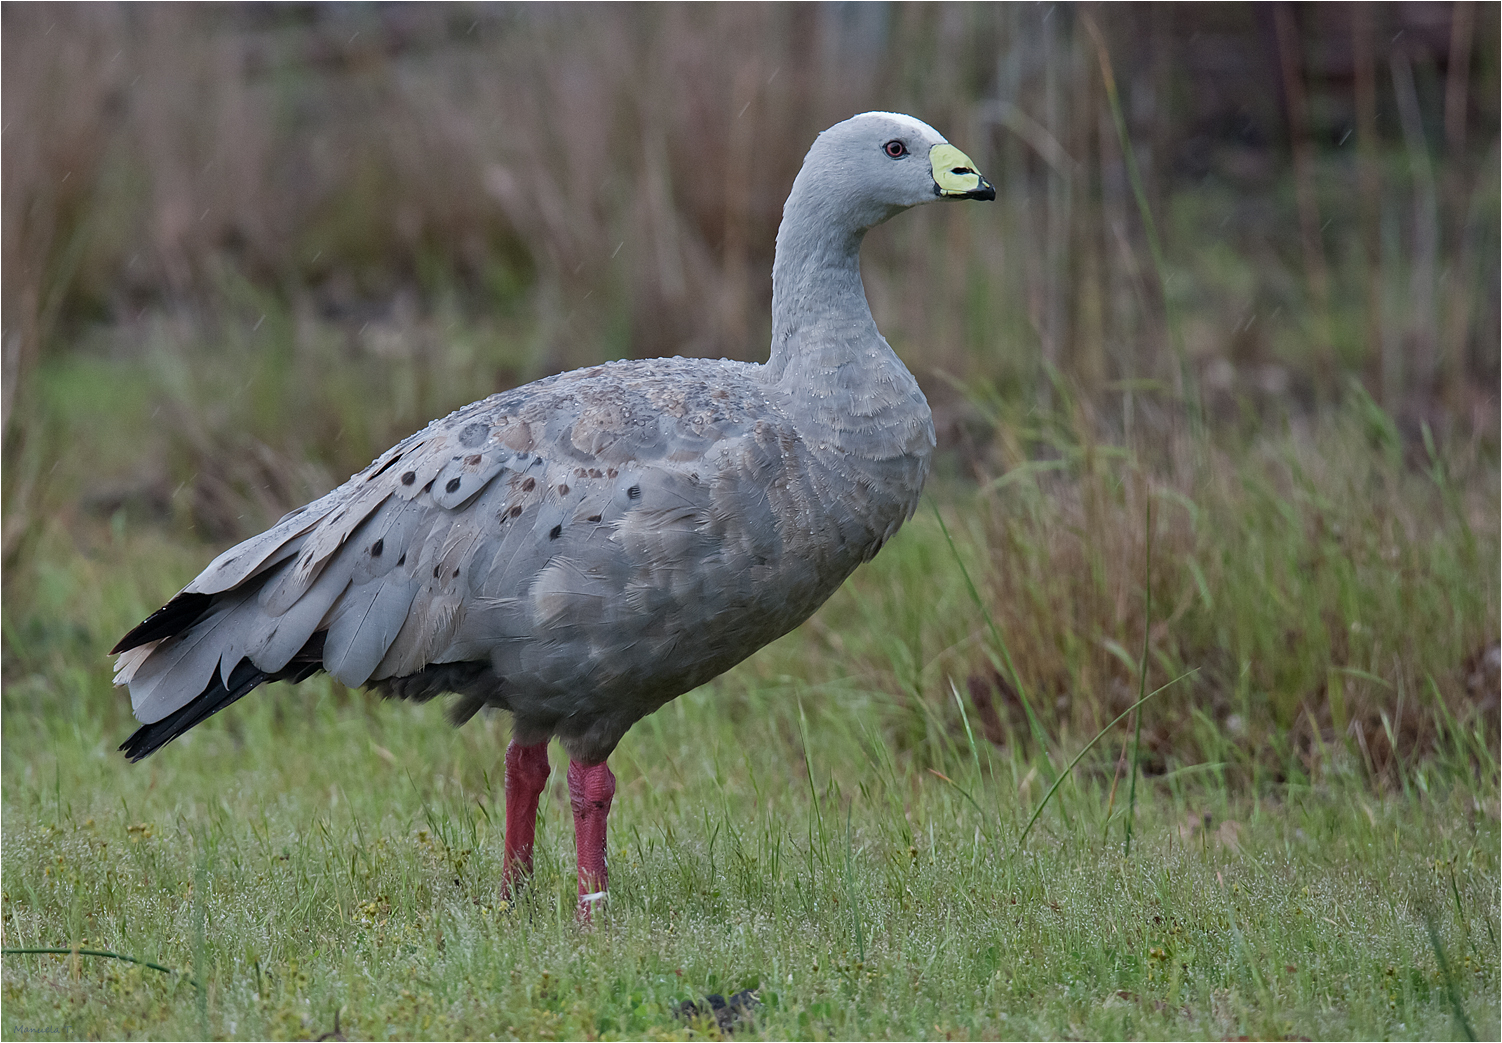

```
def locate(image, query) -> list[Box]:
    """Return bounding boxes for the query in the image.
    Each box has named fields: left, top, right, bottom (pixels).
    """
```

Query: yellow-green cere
left=929, top=142, right=987, bottom=196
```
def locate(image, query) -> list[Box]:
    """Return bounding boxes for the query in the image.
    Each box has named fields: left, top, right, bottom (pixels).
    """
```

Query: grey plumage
left=114, top=111, right=993, bottom=765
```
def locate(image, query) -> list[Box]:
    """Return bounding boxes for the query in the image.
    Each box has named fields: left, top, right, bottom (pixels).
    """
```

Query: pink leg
left=501, top=739, right=551, bottom=900
left=567, top=759, right=616, bottom=916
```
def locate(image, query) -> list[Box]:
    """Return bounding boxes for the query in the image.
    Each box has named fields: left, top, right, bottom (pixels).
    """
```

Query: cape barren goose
left=113, top=112, right=994, bottom=912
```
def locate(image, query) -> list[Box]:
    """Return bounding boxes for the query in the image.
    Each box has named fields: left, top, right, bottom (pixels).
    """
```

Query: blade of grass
left=795, top=696, right=826, bottom=868
left=925, top=767, right=987, bottom=819
left=1101, top=729, right=1133, bottom=843
left=929, top=497, right=1055, bottom=772
left=1012, top=669, right=1196, bottom=857
left=1081, top=11, right=1199, bottom=425
left=843, top=803, right=865, bottom=964
left=1423, top=904, right=1477, bottom=1041
left=2, top=948, right=199, bottom=987
left=1124, top=494, right=1153, bottom=856
left=1448, top=862, right=1476, bottom=955
left=949, top=678, right=984, bottom=782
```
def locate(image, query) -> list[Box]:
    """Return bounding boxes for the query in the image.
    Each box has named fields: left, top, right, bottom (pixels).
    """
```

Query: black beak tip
left=970, top=180, right=996, bottom=201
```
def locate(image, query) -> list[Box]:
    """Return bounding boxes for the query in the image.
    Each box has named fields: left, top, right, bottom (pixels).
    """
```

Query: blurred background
left=1, top=3, right=1497, bottom=776
left=4, top=3, right=1497, bottom=535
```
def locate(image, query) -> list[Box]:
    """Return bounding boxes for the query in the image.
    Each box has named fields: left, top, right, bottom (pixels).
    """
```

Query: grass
left=3, top=8, right=1497, bottom=1037
left=1, top=580, right=1497, bottom=1040
left=2, top=334, right=1498, bottom=1039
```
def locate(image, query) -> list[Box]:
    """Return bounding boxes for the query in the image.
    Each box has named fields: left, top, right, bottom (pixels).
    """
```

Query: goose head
left=788, top=111, right=995, bottom=235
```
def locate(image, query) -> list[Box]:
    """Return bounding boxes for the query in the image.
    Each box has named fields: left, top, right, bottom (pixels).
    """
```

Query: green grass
left=2, top=336, right=1499, bottom=1039
left=1, top=622, right=1498, bottom=1040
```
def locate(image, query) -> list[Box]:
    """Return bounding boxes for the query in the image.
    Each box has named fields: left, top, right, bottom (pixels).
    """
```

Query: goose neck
left=767, top=193, right=876, bottom=373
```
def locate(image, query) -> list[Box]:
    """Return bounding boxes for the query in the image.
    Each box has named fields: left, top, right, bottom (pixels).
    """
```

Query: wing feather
left=322, top=574, right=422, bottom=687
left=185, top=499, right=335, bottom=595
left=245, top=553, right=356, bottom=672
left=128, top=586, right=259, bottom=723
left=432, top=451, right=513, bottom=509
left=259, top=484, right=392, bottom=615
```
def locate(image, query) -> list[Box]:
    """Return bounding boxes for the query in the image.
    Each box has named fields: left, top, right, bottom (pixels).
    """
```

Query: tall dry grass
left=4, top=5, right=1496, bottom=421
left=957, top=383, right=1498, bottom=787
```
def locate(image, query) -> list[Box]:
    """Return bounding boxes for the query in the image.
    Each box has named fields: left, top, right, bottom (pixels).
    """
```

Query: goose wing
left=113, top=358, right=809, bottom=747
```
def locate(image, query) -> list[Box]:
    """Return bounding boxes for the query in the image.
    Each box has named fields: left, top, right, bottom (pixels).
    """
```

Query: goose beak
left=930, top=143, right=995, bottom=201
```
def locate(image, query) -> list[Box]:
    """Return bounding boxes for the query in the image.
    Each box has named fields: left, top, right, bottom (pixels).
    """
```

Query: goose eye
left=883, top=140, right=907, bottom=159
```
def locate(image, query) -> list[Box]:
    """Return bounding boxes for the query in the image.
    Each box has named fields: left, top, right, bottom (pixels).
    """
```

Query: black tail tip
left=119, top=726, right=165, bottom=762
left=111, top=591, right=213, bottom=655
left=117, top=658, right=270, bottom=763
